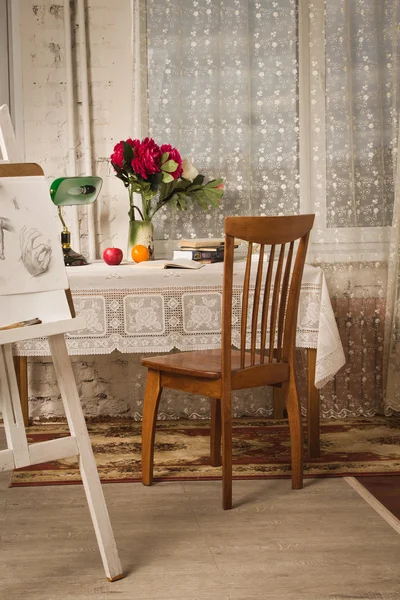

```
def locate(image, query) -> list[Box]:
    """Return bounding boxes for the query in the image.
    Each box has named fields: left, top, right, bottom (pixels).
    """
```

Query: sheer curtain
left=134, top=0, right=400, bottom=418
left=145, top=0, right=299, bottom=239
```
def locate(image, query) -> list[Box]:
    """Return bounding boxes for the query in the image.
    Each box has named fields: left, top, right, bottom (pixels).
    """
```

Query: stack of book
left=173, top=238, right=227, bottom=264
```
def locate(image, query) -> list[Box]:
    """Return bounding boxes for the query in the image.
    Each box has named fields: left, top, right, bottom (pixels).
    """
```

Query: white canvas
left=0, top=175, right=68, bottom=295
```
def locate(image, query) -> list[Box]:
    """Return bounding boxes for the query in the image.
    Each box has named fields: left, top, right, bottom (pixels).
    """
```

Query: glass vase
left=128, top=220, right=154, bottom=261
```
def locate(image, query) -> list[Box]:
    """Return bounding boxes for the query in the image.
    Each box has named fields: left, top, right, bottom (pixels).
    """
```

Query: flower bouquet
left=110, top=137, right=224, bottom=259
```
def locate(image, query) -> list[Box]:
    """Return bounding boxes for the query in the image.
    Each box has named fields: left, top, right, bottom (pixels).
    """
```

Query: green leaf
left=162, top=172, right=174, bottom=183
left=202, top=188, right=222, bottom=207
left=205, top=178, right=224, bottom=188
left=192, top=174, right=205, bottom=186
left=159, top=180, right=176, bottom=201
left=176, top=193, right=187, bottom=211
left=161, top=160, right=178, bottom=173
left=161, top=152, right=169, bottom=163
left=123, top=142, right=134, bottom=166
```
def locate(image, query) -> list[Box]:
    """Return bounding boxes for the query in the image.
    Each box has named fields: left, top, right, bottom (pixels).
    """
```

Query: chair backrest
left=0, top=105, right=20, bottom=163
left=0, top=163, right=72, bottom=328
left=222, top=215, right=315, bottom=380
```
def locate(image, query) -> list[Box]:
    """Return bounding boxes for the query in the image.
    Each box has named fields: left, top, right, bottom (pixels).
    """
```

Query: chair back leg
left=141, top=369, right=162, bottom=486
left=282, top=368, right=304, bottom=490
left=210, top=397, right=222, bottom=467
left=48, top=334, right=123, bottom=582
left=221, top=391, right=233, bottom=510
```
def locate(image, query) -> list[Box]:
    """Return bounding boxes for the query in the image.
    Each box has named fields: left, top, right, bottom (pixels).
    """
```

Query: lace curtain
left=135, top=0, right=400, bottom=417
left=145, top=0, right=299, bottom=239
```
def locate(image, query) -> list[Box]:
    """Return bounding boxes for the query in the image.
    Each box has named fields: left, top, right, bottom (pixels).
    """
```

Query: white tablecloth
left=14, top=259, right=345, bottom=389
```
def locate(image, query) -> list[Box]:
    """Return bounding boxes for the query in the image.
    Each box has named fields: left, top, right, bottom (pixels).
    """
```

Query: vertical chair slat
left=240, top=243, right=253, bottom=369
left=268, top=244, right=285, bottom=363
left=260, top=245, right=275, bottom=364
left=250, top=245, right=264, bottom=366
left=276, top=241, right=294, bottom=361
left=282, top=233, right=311, bottom=362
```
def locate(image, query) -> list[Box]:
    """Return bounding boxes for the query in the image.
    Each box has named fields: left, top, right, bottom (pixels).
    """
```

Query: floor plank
left=1, top=427, right=400, bottom=599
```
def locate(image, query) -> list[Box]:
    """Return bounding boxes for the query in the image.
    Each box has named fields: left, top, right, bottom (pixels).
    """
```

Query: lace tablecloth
left=14, top=259, right=345, bottom=389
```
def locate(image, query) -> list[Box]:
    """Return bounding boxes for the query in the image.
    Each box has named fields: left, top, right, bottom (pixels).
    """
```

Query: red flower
left=110, top=138, right=134, bottom=169
left=131, top=137, right=161, bottom=179
left=160, top=144, right=183, bottom=179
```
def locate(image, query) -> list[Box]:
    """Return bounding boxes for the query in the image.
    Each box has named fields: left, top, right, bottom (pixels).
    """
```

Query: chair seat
left=141, top=348, right=288, bottom=382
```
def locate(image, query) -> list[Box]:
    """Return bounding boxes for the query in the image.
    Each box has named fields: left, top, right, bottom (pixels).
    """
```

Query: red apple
left=103, top=247, right=123, bottom=265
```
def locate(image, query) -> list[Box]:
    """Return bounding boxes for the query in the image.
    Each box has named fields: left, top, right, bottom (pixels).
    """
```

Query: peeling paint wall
left=21, top=0, right=134, bottom=255
left=20, top=1, right=145, bottom=420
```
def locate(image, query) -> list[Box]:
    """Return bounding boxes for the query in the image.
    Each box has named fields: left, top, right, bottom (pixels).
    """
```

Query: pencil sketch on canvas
left=0, top=175, right=68, bottom=295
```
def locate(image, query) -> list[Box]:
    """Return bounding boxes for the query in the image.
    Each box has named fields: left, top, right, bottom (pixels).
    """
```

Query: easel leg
left=13, top=356, right=29, bottom=427
left=272, top=386, right=285, bottom=419
left=307, top=348, right=320, bottom=459
left=48, top=334, right=123, bottom=581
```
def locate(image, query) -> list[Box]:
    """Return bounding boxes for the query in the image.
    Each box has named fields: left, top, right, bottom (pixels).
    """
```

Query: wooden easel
left=0, top=163, right=123, bottom=581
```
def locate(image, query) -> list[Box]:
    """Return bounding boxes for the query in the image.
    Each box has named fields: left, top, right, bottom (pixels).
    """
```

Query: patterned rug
left=9, top=417, right=400, bottom=487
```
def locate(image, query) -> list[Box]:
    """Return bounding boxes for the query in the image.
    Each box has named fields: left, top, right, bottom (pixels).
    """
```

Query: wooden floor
left=356, top=475, right=400, bottom=520
left=1, top=439, right=400, bottom=599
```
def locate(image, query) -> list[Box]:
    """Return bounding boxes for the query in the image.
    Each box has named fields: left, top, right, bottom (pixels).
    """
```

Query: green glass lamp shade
left=50, top=176, right=102, bottom=206
left=50, top=176, right=102, bottom=267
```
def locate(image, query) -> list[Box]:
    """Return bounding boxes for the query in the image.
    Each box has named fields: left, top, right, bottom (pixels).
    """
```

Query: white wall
left=0, top=1, right=10, bottom=114
left=19, top=0, right=134, bottom=255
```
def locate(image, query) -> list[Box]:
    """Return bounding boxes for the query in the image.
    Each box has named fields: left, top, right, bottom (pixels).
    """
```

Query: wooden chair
left=141, top=215, right=315, bottom=510
left=0, top=163, right=123, bottom=581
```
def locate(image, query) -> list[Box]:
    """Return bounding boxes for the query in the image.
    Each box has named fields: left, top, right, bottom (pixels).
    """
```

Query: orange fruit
left=131, top=244, right=150, bottom=263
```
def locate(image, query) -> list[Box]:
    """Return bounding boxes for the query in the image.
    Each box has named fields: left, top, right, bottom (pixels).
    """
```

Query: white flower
left=181, top=158, right=199, bottom=181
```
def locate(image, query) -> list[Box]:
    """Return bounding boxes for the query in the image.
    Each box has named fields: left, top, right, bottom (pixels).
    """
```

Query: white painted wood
left=48, top=333, right=123, bottom=581
left=0, top=344, right=30, bottom=468
left=0, top=2, right=9, bottom=111
left=0, top=104, right=20, bottom=162
left=29, top=436, right=78, bottom=465
left=0, top=448, right=15, bottom=471
left=0, top=317, right=85, bottom=346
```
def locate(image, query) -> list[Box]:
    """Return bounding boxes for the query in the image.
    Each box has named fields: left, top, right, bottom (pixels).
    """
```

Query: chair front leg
left=142, top=369, right=162, bottom=486
left=210, top=397, right=222, bottom=467
left=282, top=368, right=304, bottom=490
left=221, top=391, right=232, bottom=510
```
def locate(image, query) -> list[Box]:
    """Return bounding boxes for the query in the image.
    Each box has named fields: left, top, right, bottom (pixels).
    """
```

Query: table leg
left=307, top=348, right=320, bottom=458
left=272, top=386, right=285, bottom=419
left=13, top=356, right=29, bottom=427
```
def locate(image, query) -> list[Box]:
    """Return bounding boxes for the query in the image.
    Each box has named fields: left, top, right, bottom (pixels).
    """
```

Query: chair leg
left=210, top=397, right=222, bottom=467
left=14, top=356, right=29, bottom=427
left=48, top=335, right=123, bottom=582
left=221, top=391, right=232, bottom=510
left=283, top=372, right=304, bottom=490
left=142, top=369, right=162, bottom=486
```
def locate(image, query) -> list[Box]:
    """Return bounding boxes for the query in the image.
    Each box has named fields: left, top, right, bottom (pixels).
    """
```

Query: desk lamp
left=50, top=176, right=102, bottom=266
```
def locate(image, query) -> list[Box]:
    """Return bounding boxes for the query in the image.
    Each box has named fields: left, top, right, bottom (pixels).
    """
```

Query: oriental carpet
left=9, top=417, right=400, bottom=487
